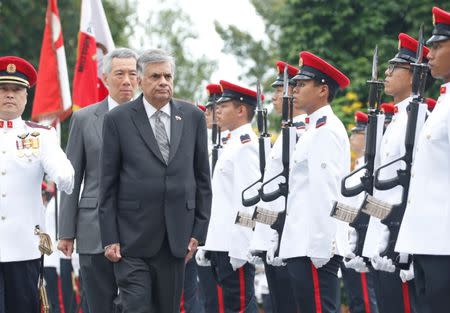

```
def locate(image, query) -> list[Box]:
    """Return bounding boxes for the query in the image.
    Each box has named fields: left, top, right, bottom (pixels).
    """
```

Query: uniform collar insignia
left=441, top=86, right=447, bottom=94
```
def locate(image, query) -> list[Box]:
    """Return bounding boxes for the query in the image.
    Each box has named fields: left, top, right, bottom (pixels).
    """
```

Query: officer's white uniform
left=396, top=82, right=450, bottom=254
left=280, top=105, right=350, bottom=259
left=0, top=117, right=74, bottom=262
left=204, top=123, right=259, bottom=261
left=249, top=114, right=307, bottom=252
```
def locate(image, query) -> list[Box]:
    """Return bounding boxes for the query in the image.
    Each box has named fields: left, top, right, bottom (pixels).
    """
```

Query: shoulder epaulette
left=316, top=116, right=327, bottom=128
left=25, top=121, right=51, bottom=130
left=240, top=134, right=251, bottom=144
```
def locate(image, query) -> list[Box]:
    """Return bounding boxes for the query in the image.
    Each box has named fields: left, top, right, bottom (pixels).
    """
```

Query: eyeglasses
left=386, top=63, right=412, bottom=75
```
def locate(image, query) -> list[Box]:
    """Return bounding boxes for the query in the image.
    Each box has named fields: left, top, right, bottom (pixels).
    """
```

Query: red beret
left=218, top=80, right=264, bottom=106
left=294, top=51, right=350, bottom=90
left=0, top=56, right=37, bottom=88
left=428, top=7, right=450, bottom=44
left=426, top=98, right=437, bottom=111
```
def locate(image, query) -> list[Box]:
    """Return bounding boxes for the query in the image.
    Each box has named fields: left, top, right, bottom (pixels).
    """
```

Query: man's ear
left=102, top=73, right=108, bottom=87
left=319, top=84, right=329, bottom=100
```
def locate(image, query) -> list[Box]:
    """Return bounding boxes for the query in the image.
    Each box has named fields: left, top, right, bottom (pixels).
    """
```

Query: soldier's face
left=384, top=63, right=412, bottom=98
left=350, top=132, right=365, bottom=156
left=138, top=61, right=173, bottom=108
left=205, top=107, right=213, bottom=129
left=293, top=80, right=324, bottom=114
left=103, top=57, right=138, bottom=105
left=272, top=86, right=283, bottom=114
left=216, top=100, right=241, bottom=131
left=428, top=39, right=450, bottom=82
left=0, top=83, right=27, bottom=120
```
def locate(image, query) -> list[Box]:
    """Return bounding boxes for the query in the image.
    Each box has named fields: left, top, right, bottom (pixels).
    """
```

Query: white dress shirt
left=107, top=96, right=120, bottom=112
left=143, top=97, right=171, bottom=141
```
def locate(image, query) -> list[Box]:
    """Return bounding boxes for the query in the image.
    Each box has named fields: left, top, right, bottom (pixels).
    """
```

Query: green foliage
left=137, top=5, right=217, bottom=101
left=216, top=0, right=447, bottom=129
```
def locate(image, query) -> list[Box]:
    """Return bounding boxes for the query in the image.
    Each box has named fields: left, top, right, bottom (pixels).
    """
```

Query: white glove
left=371, top=255, right=395, bottom=272
left=266, top=232, right=285, bottom=267
left=247, top=250, right=263, bottom=265
left=311, top=257, right=330, bottom=269
left=371, top=225, right=395, bottom=272
left=400, top=262, right=415, bottom=283
left=229, top=257, right=246, bottom=271
left=347, top=227, right=358, bottom=257
left=344, top=256, right=369, bottom=273
left=56, top=167, right=74, bottom=194
left=195, top=249, right=211, bottom=267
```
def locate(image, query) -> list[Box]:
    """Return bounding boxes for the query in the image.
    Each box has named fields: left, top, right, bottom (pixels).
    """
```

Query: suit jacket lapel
left=131, top=95, right=166, bottom=165
left=93, top=99, right=109, bottom=141
left=168, top=100, right=184, bottom=164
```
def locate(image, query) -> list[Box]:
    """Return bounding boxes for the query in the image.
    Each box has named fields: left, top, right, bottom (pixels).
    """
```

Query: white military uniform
left=204, top=123, right=259, bottom=261
left=363, top=97, right=411, bottom=258
left=249, top=114, right=307, bottom=252
left=280, top=105, right=350, bottom=259
left=396, top=82, right=450, bottom=255
left=0, top=117, right=74, bottom=262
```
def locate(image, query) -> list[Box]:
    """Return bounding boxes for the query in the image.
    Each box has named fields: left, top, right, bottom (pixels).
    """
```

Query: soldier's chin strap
left=35, top=225, right=52, bottom=313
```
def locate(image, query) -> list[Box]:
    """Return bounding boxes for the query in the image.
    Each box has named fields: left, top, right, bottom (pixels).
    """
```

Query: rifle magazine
left=361, top=195, right=392, bottom=220
left=252, top=207, right=279, bottom=225
left=330, top=201, right=358, bottom=223
left=235, top=212, right=256, bottom=229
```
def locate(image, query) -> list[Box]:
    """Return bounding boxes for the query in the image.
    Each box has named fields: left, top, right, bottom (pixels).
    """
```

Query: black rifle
left=330, top=46, right=384, bottom=260
left=362, top=26, right=429, bottom=269
left=241, top=80, right=271, bottom=207
left=210, top=93, right=222, bottom=176
left=255, top=66, right=296, bottom=256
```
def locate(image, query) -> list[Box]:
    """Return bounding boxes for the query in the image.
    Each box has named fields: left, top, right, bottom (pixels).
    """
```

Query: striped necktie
left=153, top=110, right=170, bottom=163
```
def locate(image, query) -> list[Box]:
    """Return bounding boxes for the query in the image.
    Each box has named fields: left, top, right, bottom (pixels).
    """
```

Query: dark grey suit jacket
left=59, top=99, right=109, bottom=254
left=98, top=95, right=212, bottom=258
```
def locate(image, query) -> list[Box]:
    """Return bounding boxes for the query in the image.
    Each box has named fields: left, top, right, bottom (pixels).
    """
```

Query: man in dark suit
left=98, top=48, right=212, bottom=313
left=58, top=48, right=139, bottom=313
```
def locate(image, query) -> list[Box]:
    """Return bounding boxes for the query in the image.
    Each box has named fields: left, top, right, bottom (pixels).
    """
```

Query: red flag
left=32, top=0, right=71, bottom=122
left=72, top=0, right=114, bottom=111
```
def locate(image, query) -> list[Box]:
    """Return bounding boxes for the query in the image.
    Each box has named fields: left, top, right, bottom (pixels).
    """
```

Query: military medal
left=31, top=131, right=40, bottom=156
left=16, top=133, right=27, bottom=157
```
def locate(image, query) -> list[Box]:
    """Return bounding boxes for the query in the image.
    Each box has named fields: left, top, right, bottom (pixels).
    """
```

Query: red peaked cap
left=197, top=104, right=206, bottom=112
left=205, top=83, right=222, bottom=108
left=293, top=51, right=350, bottom=93
left=272, top=61, right=299, bottom=87
left=0, top=56, right=37, bottom=88
left=426, top=98, right=437, bottom=111
left=351, top=111, right=368, bottom=133
left=381, top=102, right=396, bottom=114
left=428, top=7, right=450, bottom=44
left=217, top=80, right=264, bottom=106
left=390, top=33, right=430, bottom=64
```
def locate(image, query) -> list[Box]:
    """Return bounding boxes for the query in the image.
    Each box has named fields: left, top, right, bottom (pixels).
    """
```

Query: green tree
left=135, top=4, right=217, bottom=101
left=216, top=0, right=447, bottom=129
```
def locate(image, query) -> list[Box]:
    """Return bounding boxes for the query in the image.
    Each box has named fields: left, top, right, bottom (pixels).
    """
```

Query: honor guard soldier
left=0, top=56, right=74, bottom=313
left=196, top=83, right=226, bottom=313
left=357, top=33, right=433, bottom=313
left=339, top=111, right=379, bottom=313
left=396, top=6, right=450, bottom=313
left=248, top=61, right=303, bottom=313
left=203, top=80, right=260, bottom=312
left=269, top=51, right=351, bottom=313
